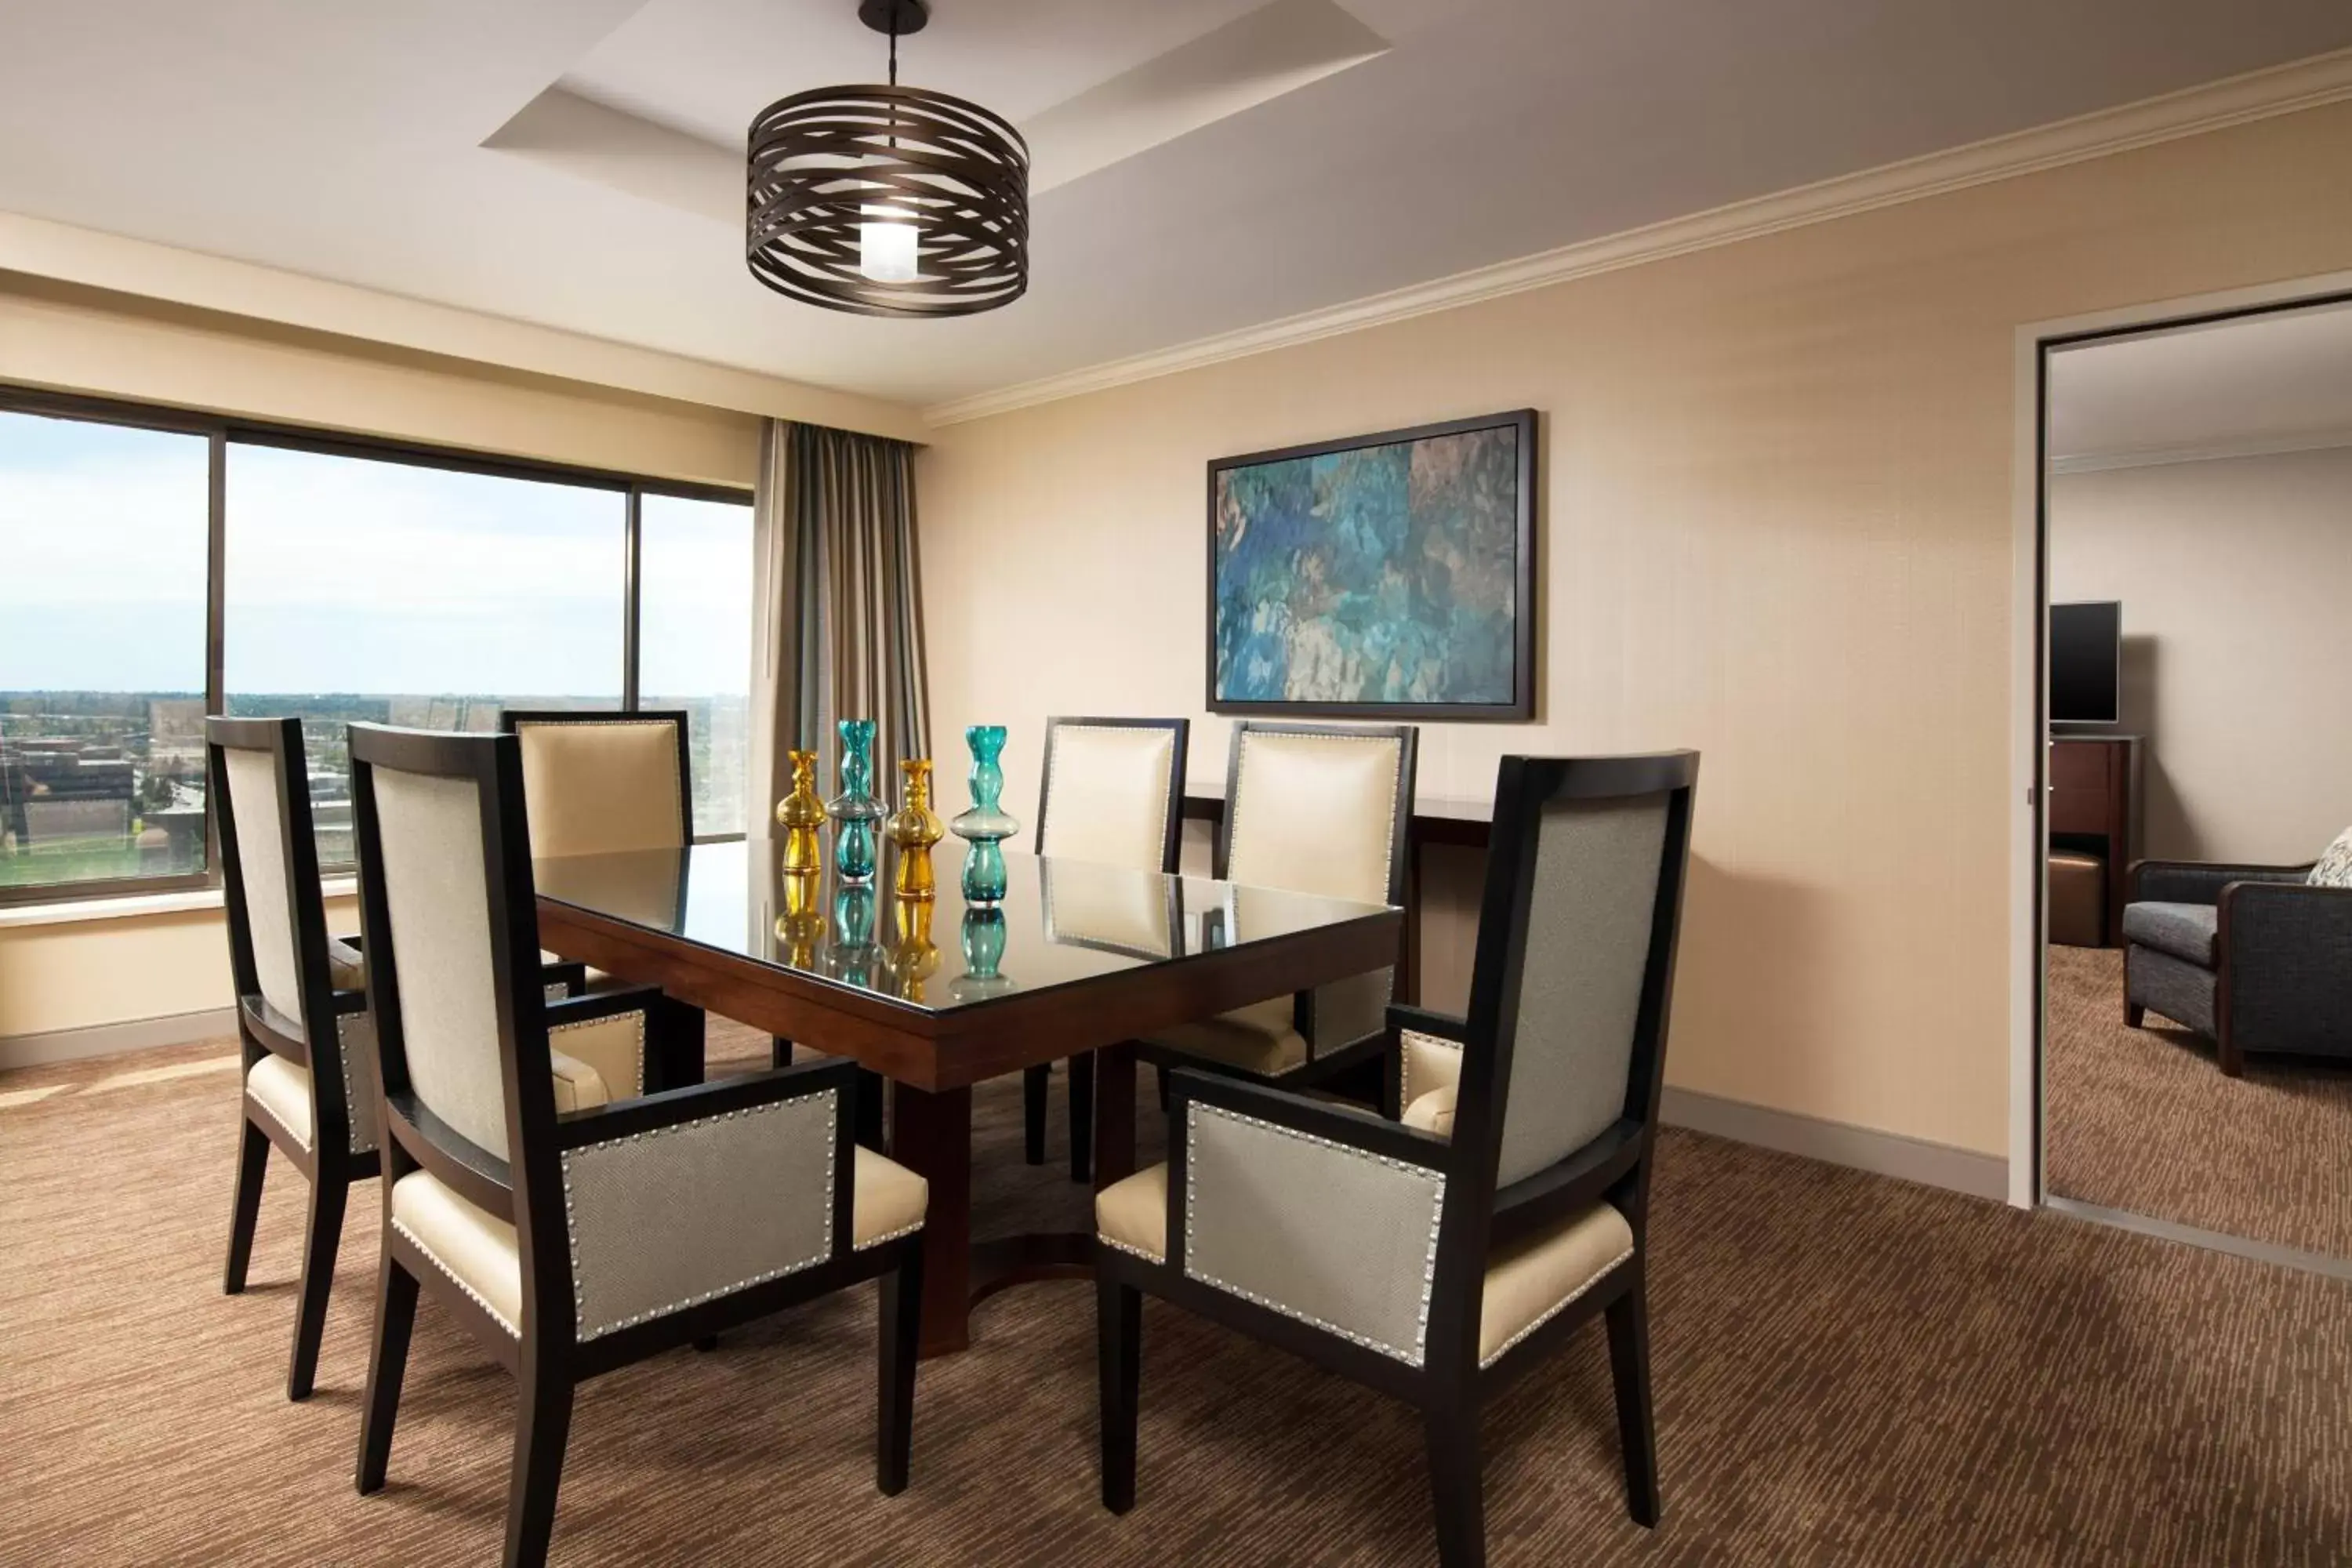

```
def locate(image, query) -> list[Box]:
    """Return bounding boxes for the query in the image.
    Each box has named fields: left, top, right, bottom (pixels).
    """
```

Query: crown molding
left=2050, top=426, right=2352, bottom=474
left=0, top=211, right=927, bottom=441
left=924, top=47, right=2352, bottom=427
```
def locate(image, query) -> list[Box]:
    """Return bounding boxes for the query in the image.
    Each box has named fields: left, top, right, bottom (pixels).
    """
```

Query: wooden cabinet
left=2047, top=735, right=2143, bottom=946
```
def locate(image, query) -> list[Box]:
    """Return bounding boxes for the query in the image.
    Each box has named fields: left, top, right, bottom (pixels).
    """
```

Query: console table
left=2047, top=734, right=2143, bottom=946
left=1182, top=786, right=1494, bottom=1003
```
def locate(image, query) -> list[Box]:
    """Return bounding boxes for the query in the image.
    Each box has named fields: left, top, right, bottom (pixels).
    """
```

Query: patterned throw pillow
left=2310, top=827, right=2352, bottom=888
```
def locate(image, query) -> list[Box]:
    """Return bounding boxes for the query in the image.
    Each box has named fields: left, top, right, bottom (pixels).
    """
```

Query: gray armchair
left=2122, top=856, right=2352, bottom=1076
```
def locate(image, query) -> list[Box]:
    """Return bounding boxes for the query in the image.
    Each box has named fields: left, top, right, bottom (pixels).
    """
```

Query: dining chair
left=210, top=716, right=640, bottom=1401
left=346, top=723, right=930, bottom=1568
left=1134, top=720, right=1414, bottom=1103
left=500, top=708, right=705, bottom=1091
left=1094, top=750, right=1698, bottom=1568
left=1022, top=716, right=1189, bottom=1181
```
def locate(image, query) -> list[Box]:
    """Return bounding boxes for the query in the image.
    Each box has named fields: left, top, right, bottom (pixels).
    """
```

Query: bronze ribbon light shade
left=747, top=0, right=1029, bottom=317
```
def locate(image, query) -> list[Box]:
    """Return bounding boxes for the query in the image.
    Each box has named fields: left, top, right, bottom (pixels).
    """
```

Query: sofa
left=2122, top=836, right=2352, bottom=1076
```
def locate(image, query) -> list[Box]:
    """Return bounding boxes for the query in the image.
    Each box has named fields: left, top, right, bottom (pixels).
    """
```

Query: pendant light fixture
left=747, top=0, right=1029, bottom=318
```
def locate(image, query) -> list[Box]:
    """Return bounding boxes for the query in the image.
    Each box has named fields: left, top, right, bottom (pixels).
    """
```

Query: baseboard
left=1662, top=1086, right=2009, bottom=1203
left=0, top=1008, right=237, bottom=1072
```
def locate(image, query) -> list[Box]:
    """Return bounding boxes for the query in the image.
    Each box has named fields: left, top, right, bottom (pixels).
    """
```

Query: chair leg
left=2123, top=1001, right=2145, bottom=1029
left=286, top=1174, right=349, bottom=1402
left=1098, top=1274, right=1142, bottom=1514
left=771, top=1036, right=795, bottom=1071
left=1022, top=1064, right=1050, bottom=1166
left=1422, top=1397, right=1486, bottom=1568
left=877, top=1237, right=925, bottom=1496
left=1068, top=1051, right=1095, bottom=1185
left=356, top=1251, right=419, bottom=1494
left=1606, top=1279, right=1661, bottom=1528
left=223, top=1117, right=270, bottom=1295
left=505, top=1356, right=575, bottom=1568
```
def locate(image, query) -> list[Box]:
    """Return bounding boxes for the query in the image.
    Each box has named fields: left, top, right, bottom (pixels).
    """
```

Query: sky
left=0, top=408, right=751, bottom=697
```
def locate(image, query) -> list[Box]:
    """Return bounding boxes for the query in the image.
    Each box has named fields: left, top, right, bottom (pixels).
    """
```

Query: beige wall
left=2050, top=448, right=2352, bottom=865
left=1, top=279, right=764, bottom=1043
left=919, top=101, right=2352, bottom=1160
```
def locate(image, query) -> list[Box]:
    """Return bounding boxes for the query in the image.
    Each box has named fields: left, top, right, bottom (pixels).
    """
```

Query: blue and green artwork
left=1212, top=419, right=1526, bottom=712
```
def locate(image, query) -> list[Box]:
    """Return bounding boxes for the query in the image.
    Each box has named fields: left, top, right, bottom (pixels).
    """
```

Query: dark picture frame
left=1206, top=408, right=1537, bottom=721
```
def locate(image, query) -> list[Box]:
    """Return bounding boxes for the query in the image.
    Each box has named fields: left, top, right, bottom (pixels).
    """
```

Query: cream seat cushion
left=326, top=937, right=366, bottom=992
left=549, top=1012, right=644, bottom=1102
left=245, top=1053, right=321, bottom=1151
left=1142, top=996, right=1305, bottom=1076
left=852, top=1145, right=930, bottom=1247
left=1402, top=1086, right=1456, bottom=1138
left=1094, top=1163, right=1633, bottom=1366
left=391, top=1169, right=524, bottom=1334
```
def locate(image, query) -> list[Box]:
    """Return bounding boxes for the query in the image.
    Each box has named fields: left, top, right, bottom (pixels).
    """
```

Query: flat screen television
left=2050, top=601, right=2121, bottom=724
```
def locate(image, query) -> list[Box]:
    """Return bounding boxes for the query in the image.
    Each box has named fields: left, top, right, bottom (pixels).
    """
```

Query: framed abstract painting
left=1207, top=408, right=1537, bottom=720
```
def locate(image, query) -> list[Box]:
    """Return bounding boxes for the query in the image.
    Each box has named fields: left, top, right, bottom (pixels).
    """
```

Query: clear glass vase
left=949, top=724, right=1020, bottom=903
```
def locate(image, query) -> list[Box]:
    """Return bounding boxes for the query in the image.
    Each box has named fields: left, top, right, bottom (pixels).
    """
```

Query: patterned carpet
left=2045, top=944, right=2352, bottom=1258
left=3, top=1019, right=2349, bottom=1566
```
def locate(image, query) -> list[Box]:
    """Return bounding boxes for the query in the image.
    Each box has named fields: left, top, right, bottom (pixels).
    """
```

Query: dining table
left=532, top=838, right=1403, bottom=1357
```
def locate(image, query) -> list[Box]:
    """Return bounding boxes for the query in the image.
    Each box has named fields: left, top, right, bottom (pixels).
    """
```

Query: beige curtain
left=750, top=419, right=931, bottom=828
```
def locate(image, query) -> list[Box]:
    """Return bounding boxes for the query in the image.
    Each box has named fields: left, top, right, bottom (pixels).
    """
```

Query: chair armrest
left=2129, top=858, right=2310, bottom=906
left=2218, top=882, right=2352, bottom=1052
left=539, top=958, right=591, bottom=997
left=1166, top=1069, right=1453, bottom=1367
left=554, top=1055, right=862, bottom=1339
left=1386, top=1004, right=1468, bottom=1044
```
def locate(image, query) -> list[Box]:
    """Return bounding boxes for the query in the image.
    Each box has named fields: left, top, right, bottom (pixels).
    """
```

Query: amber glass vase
left=886, top=758, right=946, bottom=901
left=775, top=749, right=826, bottom=873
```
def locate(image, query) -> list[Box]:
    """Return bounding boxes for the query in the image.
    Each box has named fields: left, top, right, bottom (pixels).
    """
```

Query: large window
left=639, top=492, right=756, bottom=837
left=0, top=390, right=753, bottom=902
left=0, top=409, right=212, bottom=893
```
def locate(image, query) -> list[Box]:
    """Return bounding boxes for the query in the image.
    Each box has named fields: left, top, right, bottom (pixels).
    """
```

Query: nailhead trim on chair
left=856, top=1218, right=925, bottom=1250
left=333, top=1012, right=378, bottom=1156
left=549, top=1009, right=647, bottom=1097
left=558, top=1093, right=837, bottom=1341
left=1182, top=1102, right=1445, bottom=1367
left=1477, top=1245, right=1635, bottom=1368
left=1097, top=1233, right=1163, bottom=1264
left=390, top=1215, right=521, bottom=1338
left=245, top=1087, right=311, bottom=1155
left=1228, top=730, right=1404, bottom=899
left=1399, top=1029, right=1461, bottom=1106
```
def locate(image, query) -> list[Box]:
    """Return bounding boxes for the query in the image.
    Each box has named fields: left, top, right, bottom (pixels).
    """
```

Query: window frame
left=0, top=382, right=753, bottom=909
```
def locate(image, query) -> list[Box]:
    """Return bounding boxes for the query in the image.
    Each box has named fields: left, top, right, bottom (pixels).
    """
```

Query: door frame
left=2007, top=267, right=2352, bottom=1209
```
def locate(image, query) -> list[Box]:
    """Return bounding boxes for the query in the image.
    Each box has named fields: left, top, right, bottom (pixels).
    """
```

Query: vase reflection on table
left=949, top=906, right=1014, bottom=1003
left=949, top=724, right=1019, bottom=905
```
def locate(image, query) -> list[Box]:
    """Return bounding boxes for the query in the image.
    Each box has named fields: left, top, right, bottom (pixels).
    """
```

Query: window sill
left=0, top=876, right=359, bottom=931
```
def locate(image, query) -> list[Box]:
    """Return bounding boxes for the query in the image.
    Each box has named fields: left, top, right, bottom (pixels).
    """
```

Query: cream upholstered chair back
left=1218, top=723, right=1414, bottom=906
left=1036, top=717, right=1189, bottom=873
left=1458, top=753, right=1698, bottom=1192
left=354, top=728, right=531, bottom=1163
left=217, top=736, right=307, bottom=1025
left=506, top=710, right=691, bottom=859
left=1489, top=790, right=1673, bottom=1187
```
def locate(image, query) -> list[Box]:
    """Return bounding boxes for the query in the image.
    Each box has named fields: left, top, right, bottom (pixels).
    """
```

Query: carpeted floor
left=4, top=1022, right=2350, bottom=1566
left=2045, top=944, right=2352, bottom=1258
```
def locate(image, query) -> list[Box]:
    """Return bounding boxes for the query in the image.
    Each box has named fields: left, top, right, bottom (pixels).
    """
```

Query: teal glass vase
left=949, top=724, right=1020, bottom=904
left=826, top=718, right=886, bottom=883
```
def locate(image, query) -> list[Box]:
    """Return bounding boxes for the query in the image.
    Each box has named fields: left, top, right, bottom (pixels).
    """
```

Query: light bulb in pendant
left=859, top=205, right=918, bottom=283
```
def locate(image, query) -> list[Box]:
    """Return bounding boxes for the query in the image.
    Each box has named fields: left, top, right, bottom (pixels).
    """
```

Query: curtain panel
left=750, top=420, right=931, bottom=830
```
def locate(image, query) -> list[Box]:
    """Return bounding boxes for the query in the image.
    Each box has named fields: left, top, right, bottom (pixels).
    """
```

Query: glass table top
left=534, top=838, right=1396, bottom=1015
